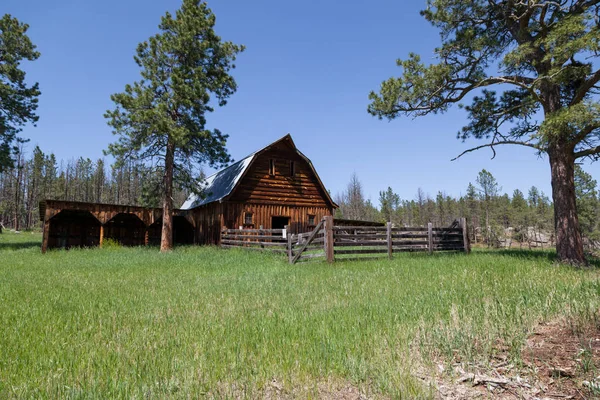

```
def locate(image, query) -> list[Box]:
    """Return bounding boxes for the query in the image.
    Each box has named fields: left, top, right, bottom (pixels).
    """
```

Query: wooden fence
left=220, top=227, right=289, bottom=253
left=220, top=216, right=470, bottom=264
left=331, top=218, right=469, bottom=262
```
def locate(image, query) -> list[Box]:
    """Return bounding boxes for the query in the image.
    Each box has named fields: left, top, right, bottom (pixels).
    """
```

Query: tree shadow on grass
left=476, top=248, right=600, bottom=268
left=0, top=241, right=41, bottom=251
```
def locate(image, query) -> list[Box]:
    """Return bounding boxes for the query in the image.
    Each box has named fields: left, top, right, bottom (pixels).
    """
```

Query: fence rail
left=220, top=227, right=289, bottom=253
left=220, top=217, right=471, bottom=263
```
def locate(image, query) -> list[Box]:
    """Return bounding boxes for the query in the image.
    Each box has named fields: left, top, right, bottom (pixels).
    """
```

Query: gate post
left=428, top=222, right=433, bottom=255
left=285, top=225, right=293, bottom=264
left=324, top=216, right=334, bottom=263
left=460, top=217, right=470, bottom=253
left=387, top=222, right=393, bottom=259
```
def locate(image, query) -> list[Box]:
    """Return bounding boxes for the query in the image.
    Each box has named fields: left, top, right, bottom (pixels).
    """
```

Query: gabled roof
left=180, top=134, right=337, bottom=210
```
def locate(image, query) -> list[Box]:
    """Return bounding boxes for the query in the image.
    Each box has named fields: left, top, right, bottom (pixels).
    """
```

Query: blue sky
left=5, top=0, right=600, bottom=204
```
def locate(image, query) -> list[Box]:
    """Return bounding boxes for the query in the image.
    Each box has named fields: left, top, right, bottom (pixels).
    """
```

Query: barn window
left=244, top=212, right=254, bottom=225
left=289, top=161, right=295, bottom=177
left=269, top=159, right=275, bottom=176
left=308, top=214, right=316, bottom=226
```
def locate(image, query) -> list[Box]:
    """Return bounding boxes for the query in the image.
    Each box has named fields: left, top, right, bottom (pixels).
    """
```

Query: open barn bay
left=1, top=232, right=600, bottom=398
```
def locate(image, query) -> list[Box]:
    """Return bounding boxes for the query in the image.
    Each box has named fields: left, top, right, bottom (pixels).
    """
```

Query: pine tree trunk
left=548, top=149, right=585, bottom=264
left=160, top=139, right=175, bottom=252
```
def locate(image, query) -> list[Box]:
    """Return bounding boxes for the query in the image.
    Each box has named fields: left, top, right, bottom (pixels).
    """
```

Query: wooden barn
left=40, top=134, right=337, bottom=251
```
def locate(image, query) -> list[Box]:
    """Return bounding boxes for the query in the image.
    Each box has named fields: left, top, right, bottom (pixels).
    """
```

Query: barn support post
left=143, top=227, right=148, bottom=246
left=460, top=217, right=470, bottom=254
left=387, top=222, right=393, bottom=259
left=428, top=222, right=433, bottom=255
left=324, top=215, right=334, bottom=263
left=99, top=224, right=104, bottom=248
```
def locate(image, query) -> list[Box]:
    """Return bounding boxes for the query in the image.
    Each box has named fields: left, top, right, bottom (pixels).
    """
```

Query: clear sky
left=4, top=0, right=600, bottom=204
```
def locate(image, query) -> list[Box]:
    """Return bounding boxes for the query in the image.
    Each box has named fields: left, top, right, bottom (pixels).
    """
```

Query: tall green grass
left=1, top=232, right=599, bottom=398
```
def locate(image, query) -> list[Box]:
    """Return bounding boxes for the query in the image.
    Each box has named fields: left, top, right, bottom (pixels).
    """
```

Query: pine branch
left=574, top=145, right=600, bottom=158
left=451, top=141, right=544, bottom=161
left=570, top=69, right=600, bottom=106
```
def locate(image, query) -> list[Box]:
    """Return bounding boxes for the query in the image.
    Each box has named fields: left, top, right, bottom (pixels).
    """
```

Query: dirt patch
left=522, top=319, right=600, bottom=399
left=429, top=318, right=600, bottom=399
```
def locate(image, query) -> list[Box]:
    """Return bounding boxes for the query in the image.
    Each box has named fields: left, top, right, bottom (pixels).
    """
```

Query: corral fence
left=220, top=227, right=289, bottom=253
left=221, top=216, right=470, bottom=264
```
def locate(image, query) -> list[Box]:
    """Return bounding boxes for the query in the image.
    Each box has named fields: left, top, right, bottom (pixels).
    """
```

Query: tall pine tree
left=0, top=14, right=40, bottom=172
left=105, top=0, right=244, bottom=251
left=369, top=1, right=600, bottom=263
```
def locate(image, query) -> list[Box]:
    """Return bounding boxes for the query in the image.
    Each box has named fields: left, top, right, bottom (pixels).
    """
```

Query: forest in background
left=1, top=145, right=598, bottom=249
left=335, top=168, right=600, bottom=249
left=0, top=146, right=187, bottom=231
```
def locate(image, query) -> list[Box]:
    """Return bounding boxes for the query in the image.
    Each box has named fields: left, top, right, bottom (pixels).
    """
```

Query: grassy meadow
left=1, top=231, right=600, bottom=398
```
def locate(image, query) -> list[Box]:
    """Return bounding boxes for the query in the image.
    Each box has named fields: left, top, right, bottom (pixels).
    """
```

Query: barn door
left=271, top=216, right=290, bottom=231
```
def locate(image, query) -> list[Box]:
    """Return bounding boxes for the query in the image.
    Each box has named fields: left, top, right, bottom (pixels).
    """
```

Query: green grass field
left=1, top=232, right=599, bottom=398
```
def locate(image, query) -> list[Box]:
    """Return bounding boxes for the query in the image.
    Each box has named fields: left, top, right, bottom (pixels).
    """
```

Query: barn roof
left=180, top=134, right=337, bottom=210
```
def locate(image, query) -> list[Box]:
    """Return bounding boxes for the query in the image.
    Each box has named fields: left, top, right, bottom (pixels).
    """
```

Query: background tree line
left=0, top=146, right=187, bottom=231
left=336, top=167, right=600, bottom=249
left=3, top=143, right=598, bottom=251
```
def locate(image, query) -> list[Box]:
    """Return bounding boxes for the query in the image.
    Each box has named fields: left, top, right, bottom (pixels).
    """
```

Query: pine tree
left=105, top=0, right=243, bottom=251
left=476, top=169, right=500, bottom=246
left=0, top=15, right=41, bottom=172
left=369, top=1, right=600, bottom=263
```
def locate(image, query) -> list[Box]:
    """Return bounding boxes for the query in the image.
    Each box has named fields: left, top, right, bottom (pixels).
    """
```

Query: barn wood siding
left=189, top=202, right=224, bottom=245
left=228, top=143, right=330, bottom=208
left=223, top=203, right=332, bottom=234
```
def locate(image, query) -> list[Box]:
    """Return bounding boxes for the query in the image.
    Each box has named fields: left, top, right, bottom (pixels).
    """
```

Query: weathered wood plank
left=387, top=222, right=393, bottom=259
left=335, top=256, right=387, bottom=262
left=428, top=223, right=433, bottom=255
left=391, top=233, right=429, bottom=239
left=222, top=234, right=287, bottom=241
left=221, top=239, right=287, bottom=247
left=335, top=249, right=388, bottom=255
left=324, top=216, right=335, bottom=263
left=221, top=245, right=287, bottom=253
left=298, top=252, right=326, bottom=259
left=391, top=240, right=429, bottom=246
left=391, top=227, right=428, bottom=232
left=224, top=228, right=284, bottom=233
left=335, top=234, right=387, bottom=239
left=333, top=242, right=388, bottom=247
left=333, top=226, right=388, bottom=231
left=460, top=217, right=470, bottom=254
left=392, top=247, right=428, bottom=252
left=434, top=245, right=465, bottom=250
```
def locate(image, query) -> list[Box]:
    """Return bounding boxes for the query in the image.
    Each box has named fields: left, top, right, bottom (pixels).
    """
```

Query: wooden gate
left=288, top=218, right=327, bottom=263
left=289, top=216, right=470, bottom=264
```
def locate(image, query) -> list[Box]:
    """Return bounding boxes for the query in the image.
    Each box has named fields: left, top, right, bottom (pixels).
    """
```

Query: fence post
left=220, top=227, right=226, bottom=247
left=324, top=216, right=334, bottom=263
left=387, top=221, right=393, bottom=259
left=460, top=217, right=471, bottom=253
left=428, top=222, right=433, bottom=255
left=285, top=225, right=293, bottom=264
